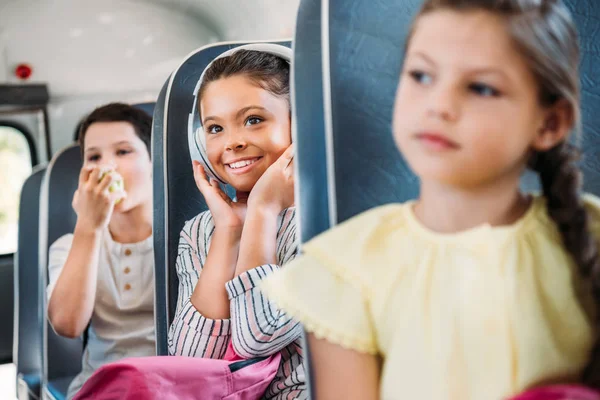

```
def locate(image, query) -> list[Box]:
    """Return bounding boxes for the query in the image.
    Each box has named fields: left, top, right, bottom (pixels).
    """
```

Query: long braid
left=529, top=143, right=600, bottom=386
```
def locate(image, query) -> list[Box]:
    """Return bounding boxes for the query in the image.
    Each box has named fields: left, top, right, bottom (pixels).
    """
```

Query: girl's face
left=83, top=122, right=152, bottom=212
left=393, top=9, right=561, bottom=189
left=200, top=74, right=291, bottom=193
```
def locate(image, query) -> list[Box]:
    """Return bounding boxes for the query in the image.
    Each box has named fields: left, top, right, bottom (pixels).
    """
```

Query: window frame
left=0, top=122, right=38, bottom=257
left=0, top=121, right=38, bottom=167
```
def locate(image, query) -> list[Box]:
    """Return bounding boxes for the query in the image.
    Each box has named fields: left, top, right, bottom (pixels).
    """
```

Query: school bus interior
left=1, top=0, right=599, bottom=399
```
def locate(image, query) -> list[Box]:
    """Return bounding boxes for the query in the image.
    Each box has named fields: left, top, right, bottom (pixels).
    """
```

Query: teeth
left=228, top=159, right=257, bottom=169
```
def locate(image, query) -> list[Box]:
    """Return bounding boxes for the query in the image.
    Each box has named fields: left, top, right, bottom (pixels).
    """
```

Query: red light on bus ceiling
left=15, top=64, right=33, bottom=80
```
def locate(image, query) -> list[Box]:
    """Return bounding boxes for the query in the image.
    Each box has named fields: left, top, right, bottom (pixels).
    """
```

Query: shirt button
left=124, top=249, right=132, bottom=256
left=124, top=267, right=131, bottom=274
left=124, top=284, right=131, bottom=291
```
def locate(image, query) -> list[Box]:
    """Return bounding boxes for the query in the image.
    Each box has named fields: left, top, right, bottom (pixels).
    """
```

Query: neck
left=415, top=176, right=530, bottom=233
left=108, top=201, right=153, bottom=244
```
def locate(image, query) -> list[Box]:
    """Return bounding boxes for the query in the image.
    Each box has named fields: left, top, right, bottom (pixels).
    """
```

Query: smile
left=224, top=157, right=262, bottom=175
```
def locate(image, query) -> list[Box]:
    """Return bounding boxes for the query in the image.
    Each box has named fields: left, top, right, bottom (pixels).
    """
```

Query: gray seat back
left=39, top=145, right=83, bottom=393
left=14, top=165, right=46, bottom=399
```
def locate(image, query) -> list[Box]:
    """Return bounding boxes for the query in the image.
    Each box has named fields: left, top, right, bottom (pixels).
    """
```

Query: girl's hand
left=193, top=161, right=247, bottom=231
left=72, top=165, right=125, bottom=232
left=248, top=145, right=294, bottom=214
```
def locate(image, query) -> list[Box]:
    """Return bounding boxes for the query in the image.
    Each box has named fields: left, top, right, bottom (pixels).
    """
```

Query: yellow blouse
left=261, top=195, right=600, bottom=400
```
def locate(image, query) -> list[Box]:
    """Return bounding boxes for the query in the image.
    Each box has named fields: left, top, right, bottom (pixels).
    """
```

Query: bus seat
left=39, top=145, right=83, bottom=400
left=133, top=102, right=155, bottom=118
left=14, top=166, right=46, bottom=400
left=297, top=0, right=600, bottom=228
left=151, top=80, right=170, bottom=357
left=152, top=40, right=291, bottom=355
left=293, top=0, right=329, bottom=244
left=576, top=2, right=600, bottom=195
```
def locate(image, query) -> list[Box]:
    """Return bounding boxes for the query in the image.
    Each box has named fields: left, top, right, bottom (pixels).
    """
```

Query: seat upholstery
left=152, top=40, right=291, bottom=355
left=297, top=0, right=600, bottom=228
left=14, top=166, right=46, bottom=399
left=576, top=1, right=600, bottom=194
left=151, top=81, right=170, bottom=356
left=39, top=145, right=83, bottom=399
left=44, top=376, right=74, bottom=400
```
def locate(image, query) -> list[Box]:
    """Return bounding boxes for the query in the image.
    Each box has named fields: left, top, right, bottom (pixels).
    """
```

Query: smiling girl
left=167, top=46, right=306, bottom=400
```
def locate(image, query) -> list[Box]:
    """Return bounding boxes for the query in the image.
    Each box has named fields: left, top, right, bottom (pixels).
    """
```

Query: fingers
left=192, top=162, right=211, bottom=191
left=284, top=158, right=294, bottom=179
left=279, top=145, right=294, bottom=165
left=79, top=165, right=95, bottom=187
left=282, top=144, right=294, bottom=159
left=96, top=170, right=115, bottom=194
left=210, top=178, right=231, bottom=204
left=82, top=168, right=101, bottom=195
left=72, top=189, right=80, bottom=213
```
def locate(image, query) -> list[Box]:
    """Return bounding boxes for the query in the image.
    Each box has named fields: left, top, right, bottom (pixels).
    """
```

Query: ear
left=531, top=99, right=574, bottom=152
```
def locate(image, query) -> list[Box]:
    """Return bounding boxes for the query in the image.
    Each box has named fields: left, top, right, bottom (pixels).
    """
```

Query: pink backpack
left=508, top=385, right=600, bottom=400
left=73, top=342, right=281, bottom=400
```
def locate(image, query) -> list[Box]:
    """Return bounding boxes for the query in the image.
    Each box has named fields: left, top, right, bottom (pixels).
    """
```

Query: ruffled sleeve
left=260, top=252, right=378, bottom=354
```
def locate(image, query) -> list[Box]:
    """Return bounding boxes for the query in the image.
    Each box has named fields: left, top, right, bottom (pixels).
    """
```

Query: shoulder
left=304, top=203, right=408, bottom=250
left=301, top=203, right=410, bottom=276
left=181, top=211, right=214, bottom=239
left=277, top=207, right=298, bottom=235
left=49, top=233, right=74, bottom=252
left=48, top=233, right=75, bottom=268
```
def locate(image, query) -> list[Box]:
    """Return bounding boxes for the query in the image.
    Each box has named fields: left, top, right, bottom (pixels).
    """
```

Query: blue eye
left=207, top=124, right=223, bottom=134
left=245, top=116, right=263, bottom=126
left=409, top=70, right=433, bottom=85
left=469, top=83, right=500, bottom=97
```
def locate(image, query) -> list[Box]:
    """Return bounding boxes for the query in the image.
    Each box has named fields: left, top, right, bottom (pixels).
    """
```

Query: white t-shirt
left=47, top=228, right=156, bottom=399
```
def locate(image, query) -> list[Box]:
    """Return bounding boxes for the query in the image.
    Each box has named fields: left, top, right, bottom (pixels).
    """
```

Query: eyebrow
left=84, top=141, right=132, bottom=153
left=202, top=105, right=268, bottom=126
left=409, top=51, right=437, bottom=66
left=409, top=51, right=509, bottom=80
left=236, top=105, right=267, bottom=120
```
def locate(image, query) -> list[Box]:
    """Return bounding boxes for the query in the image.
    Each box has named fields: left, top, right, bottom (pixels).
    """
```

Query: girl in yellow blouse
left=261, top=0, right=600, bottom=399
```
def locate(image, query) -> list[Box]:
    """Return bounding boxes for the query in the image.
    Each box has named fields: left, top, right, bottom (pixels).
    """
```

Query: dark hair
left=78, top=103, right=152, bottom=158
left=410, top=0, right=600, bottom=385
left=197, top=49, right=290, bottom=120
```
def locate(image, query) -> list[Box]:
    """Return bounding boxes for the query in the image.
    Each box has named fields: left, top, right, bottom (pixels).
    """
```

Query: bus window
left=0, top=126, right=33, bottom=255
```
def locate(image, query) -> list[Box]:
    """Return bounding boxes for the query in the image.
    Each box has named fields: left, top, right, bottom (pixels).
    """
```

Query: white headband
left=189, top=43, right=292, bottom=184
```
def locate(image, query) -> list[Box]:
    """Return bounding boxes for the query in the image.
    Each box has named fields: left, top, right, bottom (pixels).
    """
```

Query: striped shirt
left=167, top=208, right=307, bottom=400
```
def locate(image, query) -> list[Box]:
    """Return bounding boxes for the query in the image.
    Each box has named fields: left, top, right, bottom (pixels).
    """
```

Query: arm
left=168, top=214, right=232, bottom=359
left=47, top=165, right=121, bottom=338
left=228, top=208, right=303, bottom=358
left=47, top=226, right=101, bottom=338
left=308, top=334, right=381, bottom=400
left=234, top=206, right=279, bottom=277
left=190, top=226, right=241, bottom=319
left=188, top=162, right=247, bottom=319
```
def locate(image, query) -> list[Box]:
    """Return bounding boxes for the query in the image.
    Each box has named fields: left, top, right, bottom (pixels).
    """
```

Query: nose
left=427, top=84, right=459, bottom=122
left=224, top=129, right=248, bottom=151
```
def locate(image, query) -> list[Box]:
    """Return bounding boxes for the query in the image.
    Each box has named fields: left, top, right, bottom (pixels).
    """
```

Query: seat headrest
left=189, top=43, right=293, bottom=184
